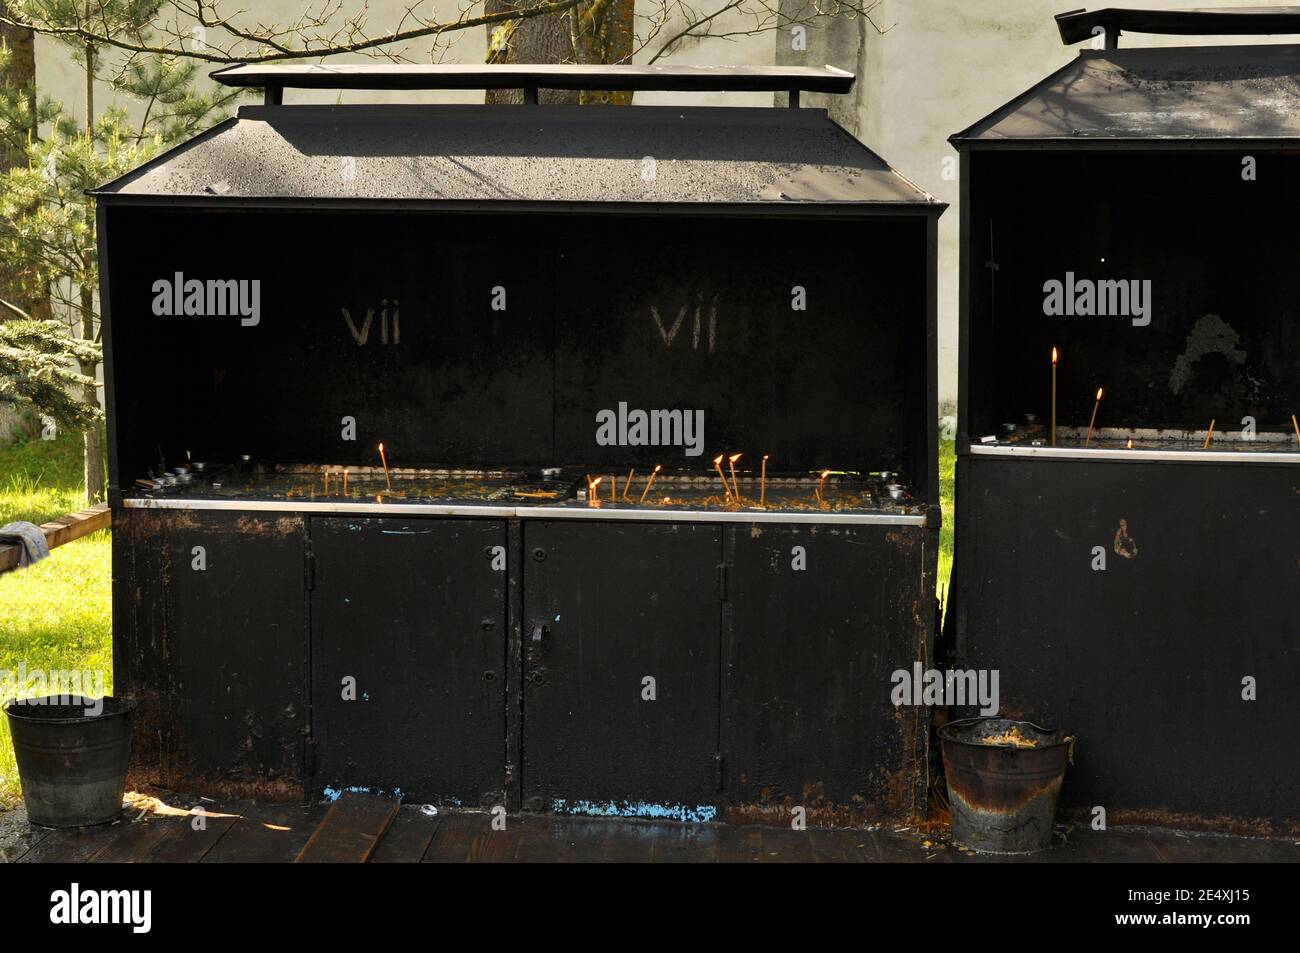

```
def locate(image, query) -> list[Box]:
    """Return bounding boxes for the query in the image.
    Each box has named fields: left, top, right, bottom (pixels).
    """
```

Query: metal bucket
left=938, top=716, right=1072, bottom=854
left=3, top=695, right=136, bottom=827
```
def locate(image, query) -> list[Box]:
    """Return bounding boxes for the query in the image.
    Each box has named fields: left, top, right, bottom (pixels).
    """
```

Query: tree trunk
left=0, top=3, right=48, bottom=323
left=485, top=0, right=634, bottom=105
left=79, top=282, right=104, bottom=501
left=81, top=43, right=105, bottom=502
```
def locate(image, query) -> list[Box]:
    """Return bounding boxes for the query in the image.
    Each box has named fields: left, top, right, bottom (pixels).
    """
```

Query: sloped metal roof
left=92, top=104, right=941, bottom=208
left=951, top=43, right=1300, bottom=143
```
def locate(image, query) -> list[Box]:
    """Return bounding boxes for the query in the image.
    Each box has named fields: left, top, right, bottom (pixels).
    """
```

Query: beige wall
left=33, top=0, right=1300, bottom=407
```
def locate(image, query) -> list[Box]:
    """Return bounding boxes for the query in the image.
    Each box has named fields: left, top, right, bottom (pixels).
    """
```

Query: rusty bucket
left=938, top=716, right=1072, bottom=854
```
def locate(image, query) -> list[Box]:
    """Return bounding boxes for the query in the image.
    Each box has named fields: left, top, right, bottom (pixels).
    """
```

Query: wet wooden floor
left=5, top=793, right=1299, bottom=863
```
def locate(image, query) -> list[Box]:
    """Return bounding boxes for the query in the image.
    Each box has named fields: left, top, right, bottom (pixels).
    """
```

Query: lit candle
left=1291, top=413, right=1300, bottom=447
left=378, top=442, right=392, bottom=490
left=1126, top=438, right=1133, bottom=450
left=712, top=454, right=731, bottom=501
left=639, top=464, right=662, bottom=503
left=588, top=476, right=602, bottom=506
left=343, top=468, right=349, bottom=494
left=1050, top=348, right=1058, bottom=447
left=816, top=469, right=830, bottom=504
left=622, top=469, right=635, bottom=501
left=324, top=469, right=330, bottom=495
left=760, top=455, right=769, bottom=506
left=1203, top=419, right=1216, bottom=449
left=1084, top=387, right=1102, bottom=448
left=727, top=453, right=743, bottom=500
left=609, top=475, right=616, bottom=503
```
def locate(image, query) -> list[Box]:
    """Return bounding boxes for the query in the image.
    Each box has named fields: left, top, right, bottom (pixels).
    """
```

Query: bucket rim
left=2, top=695, right=137, bottom=724
left=938, top=715, right=1072, bottom=750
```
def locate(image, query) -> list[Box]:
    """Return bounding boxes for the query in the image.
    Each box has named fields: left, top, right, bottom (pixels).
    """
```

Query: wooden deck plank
left=369, top=806, right=443, bottom=863
left=89, top=814, right=186, bottom=862
left=143, top=800, right=250, bottom=863
left=465, top=813, right=523, bottom=863
left=201, top=801, right=327, bottom=863
left=513, top=814, right=587, bottom=862
left=422, top=811, right=486, bottom=863
left=595, top=818, right=658, bottom=862
left=296, top=792, right=400, bottom=863
left=809, top=827, right=878, bottom=862
left=648, top=822, right=722, bottom=863
left=0, top=823, right=51, bottom=863
left=715, top=825, right=764, bottom=863
left=17, top=822, right=124, bottom=863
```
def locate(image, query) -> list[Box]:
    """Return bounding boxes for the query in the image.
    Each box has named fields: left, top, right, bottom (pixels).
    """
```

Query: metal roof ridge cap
left=232, top=102, right=835, bottom=122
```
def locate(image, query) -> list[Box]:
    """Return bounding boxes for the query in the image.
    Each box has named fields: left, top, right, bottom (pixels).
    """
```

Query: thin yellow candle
left=609, top=475, right=616, bottom=503
left=1083, top=387, right=1102, bottom=448
left=1050, top=347, right=1058, bottom=446
left=343, top=468, right=349, bottom=494
left=727, top=453, right=743, bottom=500
left=1203, top=419, right=1216, bottom=449
left=378, top=442, right=392, bottom=490
left=622, top=469, right=635, bottom=500
left=324, top=469, right=330, bottom=495
left=760, top=455, right=769, bottom=506
left=587, top=476, right=602, bottom=506
left=1292, top=414, right=1299, bottom=447
left=712, top=454, right=731, bottom=501
left=639, top=464, right=662, bottom=503
left=816, top=469, right=830, bottom=504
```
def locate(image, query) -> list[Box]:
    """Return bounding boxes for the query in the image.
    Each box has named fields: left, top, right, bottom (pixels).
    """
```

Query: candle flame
left=1127, top=438, right=1133, bottom=449
left=728, top=453, right=742, bottom=464
left=1052, top=347, right=1058, bottom=364
left=712, top=454, right=723, bottom=466
left=653, top=464, right=662, bottom=473
left=1096, top=387, right=1103, bottom=400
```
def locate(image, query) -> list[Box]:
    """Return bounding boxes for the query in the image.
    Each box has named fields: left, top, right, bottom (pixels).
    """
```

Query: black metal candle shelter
left=93, top=65, right=945, bottom=824
left=948, top=8, right=1300, bottom=833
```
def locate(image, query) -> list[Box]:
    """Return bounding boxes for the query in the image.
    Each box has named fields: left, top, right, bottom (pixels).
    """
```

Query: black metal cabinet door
left=522, top=521, right=723, bottom=815
left=117, top=509, right=309, bottom=795
left=310, top=517, right=507, bottom=805
left=724, top=523, right=928, bottom=823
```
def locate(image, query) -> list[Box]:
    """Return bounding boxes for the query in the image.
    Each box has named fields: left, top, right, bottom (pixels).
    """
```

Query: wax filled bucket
left=938, top=716, right=1072, bottom=854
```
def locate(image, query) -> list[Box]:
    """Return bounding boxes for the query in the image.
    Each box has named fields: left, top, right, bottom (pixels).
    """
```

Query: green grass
left=0, top=430, right=111, bottom=807
left=0, top=430, right=88, bottom=525
left=938, top=438, right=955, bottom=611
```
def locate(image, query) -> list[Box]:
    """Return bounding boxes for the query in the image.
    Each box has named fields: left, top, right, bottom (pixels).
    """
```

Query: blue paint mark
left=551, top=798, right=717, bottom=823
left=322, top=784, right=405, bottom=802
